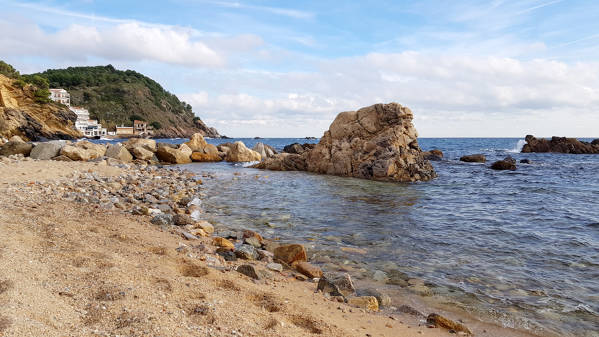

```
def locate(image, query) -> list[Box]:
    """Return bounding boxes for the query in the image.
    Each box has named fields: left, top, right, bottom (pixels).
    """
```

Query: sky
left=1, top=0, right=598, bottom=137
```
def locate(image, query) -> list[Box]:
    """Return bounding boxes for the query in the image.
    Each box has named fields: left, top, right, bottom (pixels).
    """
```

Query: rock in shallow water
left=254, top=103, right=437, bottom=182
left=460, top=154, right=486, bottom=163
left=347, top=296, right=379, bottom=312
left=317, top=272, right=356, bottom=297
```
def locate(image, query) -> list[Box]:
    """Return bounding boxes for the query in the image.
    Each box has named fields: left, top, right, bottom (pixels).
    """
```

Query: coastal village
left=49, top=88, right=152, bottom=138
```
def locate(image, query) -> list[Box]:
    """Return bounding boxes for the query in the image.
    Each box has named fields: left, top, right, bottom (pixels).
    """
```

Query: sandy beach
left=0, top=158, right=465, bottom=337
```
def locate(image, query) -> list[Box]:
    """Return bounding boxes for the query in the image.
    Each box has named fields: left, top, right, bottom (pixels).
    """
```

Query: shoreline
left=0, top=156, right=542, bottom=337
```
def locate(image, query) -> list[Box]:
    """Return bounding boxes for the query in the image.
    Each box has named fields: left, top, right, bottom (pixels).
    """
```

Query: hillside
left=32, top=65, right=219, bottom=138
left=0, top=73, right=81, bottom=141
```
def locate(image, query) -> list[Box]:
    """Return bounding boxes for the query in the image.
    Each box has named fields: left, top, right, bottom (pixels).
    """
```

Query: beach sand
left=0, top=159, right=458, bottom=337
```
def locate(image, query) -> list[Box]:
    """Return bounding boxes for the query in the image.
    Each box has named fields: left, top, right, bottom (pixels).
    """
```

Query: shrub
left=150, top=121, right=162, bottom=129
left=129, top=114, right=145, bottom=122
left=34, top=88, right=51, bottom=103
left=0, top=61, right=20, bottom=78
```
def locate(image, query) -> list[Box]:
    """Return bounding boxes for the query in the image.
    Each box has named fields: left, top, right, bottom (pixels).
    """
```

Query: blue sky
left=1, top=0, right=598, bottom=137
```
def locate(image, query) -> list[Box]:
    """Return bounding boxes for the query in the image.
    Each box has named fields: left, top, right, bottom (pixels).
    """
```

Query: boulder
left=185, top=133, right=208, bottom=151
left=422, top=149, right=443, bottom=161
left=255, top=103, right=437, bottom=182
left=105, top=144, right=133, bottom=162
left=191, top=151, right=221, bottom=162
left=460, top=154, right=486, bottom=163
left=427, top=313, right=472, bottom=335
left=236, top=264, right=262, bottom=280
left=225, top=141, right=261, bottom=162
left=253, top=142, right=277, bottom=159
left=273, top=244, right=307, bottom=265
left=30, top=141, right=65, bottom=160
left=156, top=144, right=192, bottom=164
left=0, top=141, right=33, bottom=157
left=60, top=141, right=106, bottom=161
left=178, top=143, right=193, bottom=157
left=317, top=273, right=356, bottom=297
left=124, top=138, right=156, bottom=152
left=130, top=146, right=155, bottom=161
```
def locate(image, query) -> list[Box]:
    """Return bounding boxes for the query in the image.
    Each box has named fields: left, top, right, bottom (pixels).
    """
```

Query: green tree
left=150, top=121, right=162, bottom=129
left=0, top=60, right=20, bottom=78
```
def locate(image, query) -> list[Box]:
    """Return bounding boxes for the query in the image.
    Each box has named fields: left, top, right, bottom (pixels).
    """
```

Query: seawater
left=97, top=137, right=599, bottom=336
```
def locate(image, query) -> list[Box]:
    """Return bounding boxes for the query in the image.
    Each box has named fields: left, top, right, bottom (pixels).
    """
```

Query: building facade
left=116, top=126, right=134, bottom=136
left=49, top=89, right=70, bottom=106
left=133, top=120, right=148, bottom=135
left=69, top=106, right=107, bottom=137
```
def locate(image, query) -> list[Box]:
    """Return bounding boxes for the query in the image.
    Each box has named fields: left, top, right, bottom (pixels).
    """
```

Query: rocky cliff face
left=521, top=135, right=599, bottom=154
left=0, top=74, right=80, bottom=141
left=254, top=103, right=437, bottom=182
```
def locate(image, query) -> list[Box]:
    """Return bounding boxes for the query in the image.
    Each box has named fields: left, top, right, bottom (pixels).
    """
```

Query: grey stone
left=244, top=236, right=262, bottom=248
left=235, top=244, right=258, bottom=260
left=266, top=263, right=283, bottom=272
left=357, top=288, right=392, bottom=307
left=173, top=214, right=194, bottom=226
left=150, top=214, right=174, bottom=226
left=317, top=273, right=356, bottom=297
left=236, top=264, right=261, bottom=280
left=30, top=141, right=64, bottom=160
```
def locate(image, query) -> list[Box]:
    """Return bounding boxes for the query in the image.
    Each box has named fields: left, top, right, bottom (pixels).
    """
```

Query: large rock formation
left=60, top=141, right=106, bottom=161
left=521, top=135, right=599, bottom=154
left=254, top=103, right=436, bottom=182
left=0, top=74, right=81, bottom=141
left=186, top=133, right=222, bottom=162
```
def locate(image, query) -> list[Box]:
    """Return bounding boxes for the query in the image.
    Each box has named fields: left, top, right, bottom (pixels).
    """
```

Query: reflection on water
left=176, top=138, right=599, bottom=337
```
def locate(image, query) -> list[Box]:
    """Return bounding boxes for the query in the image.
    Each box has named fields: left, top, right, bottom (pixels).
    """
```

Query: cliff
left=31, top=65, right=219, bottom=138
left=0, top=74, right=80, bottom=141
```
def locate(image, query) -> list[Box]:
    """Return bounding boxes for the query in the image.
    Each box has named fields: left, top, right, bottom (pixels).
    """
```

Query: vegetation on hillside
left=1, top=61, right=51, bottom=103
left=28, top=65, right=215, bottom=136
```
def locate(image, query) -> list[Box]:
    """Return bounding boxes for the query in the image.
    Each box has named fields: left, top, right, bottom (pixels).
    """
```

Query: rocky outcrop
left=225, top=141, right=261, bottom=162
left=0, top=74, right=81, bottom=141
left=254, top=103, right=437, bottom=182
left=521, top=135, right=599, bottom=154
left=460, top=154, right=486, bottom=163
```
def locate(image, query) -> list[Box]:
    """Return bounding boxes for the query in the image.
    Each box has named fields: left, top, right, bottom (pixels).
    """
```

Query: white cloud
left=183, top=52, right=599, bottom=137
left=0, top=18, right=263, bottom=67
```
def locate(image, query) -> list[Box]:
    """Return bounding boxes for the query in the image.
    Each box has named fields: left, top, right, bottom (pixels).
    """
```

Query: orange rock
left=347, top=296, right=379, bottom=312
left=426, top=313, right=472, bottom=335
left=293, top=261, right=323, bottom=279
left=274, top=244, right=307, bottom=265
left=242, top=229, right=263, bottom=242
left=213, top=237, right=234, bottom=250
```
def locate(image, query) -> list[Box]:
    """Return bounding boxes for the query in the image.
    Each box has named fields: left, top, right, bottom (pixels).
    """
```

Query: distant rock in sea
left=253, top=102, right=437, bottom=182
left=522, top=135, right=599, bottom=154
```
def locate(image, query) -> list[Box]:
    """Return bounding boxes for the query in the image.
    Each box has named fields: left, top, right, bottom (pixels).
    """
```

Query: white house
left=69, top=106, right=107, bottom=137
left=49, top=89, right=70, bottom=106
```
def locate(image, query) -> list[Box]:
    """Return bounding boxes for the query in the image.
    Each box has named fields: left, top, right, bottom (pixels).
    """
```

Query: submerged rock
left=255, top=103, right=437, bottom=182
left=460, top=154, right=486, bottom=163
left=522, top=135, right=599, bottom=154
left=491, top=156, right=517, bottom=170
left=422, top=149, right=443, bottom=161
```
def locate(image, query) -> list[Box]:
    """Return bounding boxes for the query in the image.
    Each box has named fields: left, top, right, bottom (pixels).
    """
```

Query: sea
left=97, top=137, right=599, bottom=336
